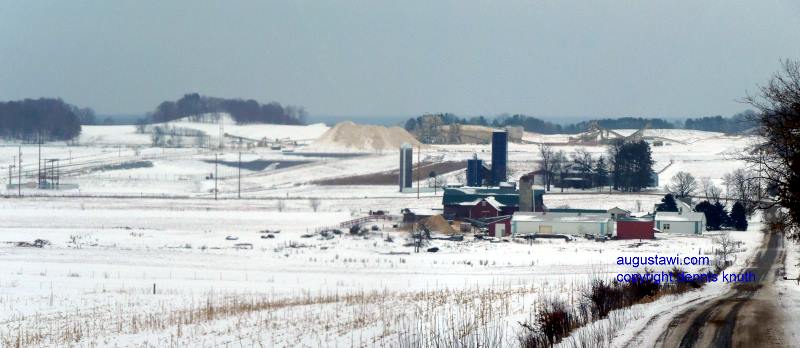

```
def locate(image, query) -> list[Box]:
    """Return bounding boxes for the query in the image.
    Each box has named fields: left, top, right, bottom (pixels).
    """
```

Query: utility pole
left=417, top=145, right=420, bottom=199
left=18, top=146, right=22, bottom=196
left=8, top=159, right=14, bottom=191
left=237, top=151, right=241, bottom=199
left=214, top=153, right=219, bottom=200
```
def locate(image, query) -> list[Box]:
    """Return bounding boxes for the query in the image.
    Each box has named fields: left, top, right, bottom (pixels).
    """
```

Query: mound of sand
left=308, top=121, right=422, bottom=152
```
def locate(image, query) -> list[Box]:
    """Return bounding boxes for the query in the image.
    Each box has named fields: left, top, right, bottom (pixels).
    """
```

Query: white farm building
left=654, top=211, right=706, bottom=234
left=511, top=210, right=613, bottom=237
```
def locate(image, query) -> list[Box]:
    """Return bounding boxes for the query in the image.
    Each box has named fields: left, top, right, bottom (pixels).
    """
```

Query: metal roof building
left=442, top=186, right=519, bottom=219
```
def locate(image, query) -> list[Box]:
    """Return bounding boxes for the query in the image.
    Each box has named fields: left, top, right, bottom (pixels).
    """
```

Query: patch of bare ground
left=312, top=161, right=466, bottom=185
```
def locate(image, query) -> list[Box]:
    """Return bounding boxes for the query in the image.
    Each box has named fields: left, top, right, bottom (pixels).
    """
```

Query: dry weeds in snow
left=0, top=279, right=569, bottom=347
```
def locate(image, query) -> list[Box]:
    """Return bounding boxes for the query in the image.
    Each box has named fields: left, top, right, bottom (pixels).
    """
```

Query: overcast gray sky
left=1, top=1, right=799, bottom=120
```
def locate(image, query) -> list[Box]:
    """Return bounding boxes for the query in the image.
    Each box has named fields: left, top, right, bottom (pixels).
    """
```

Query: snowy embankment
left=778, top=236, right=800, bottom=343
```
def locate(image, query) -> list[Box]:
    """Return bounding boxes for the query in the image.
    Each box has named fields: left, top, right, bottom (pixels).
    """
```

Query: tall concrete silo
left=399, top=143, right=413, bottom=191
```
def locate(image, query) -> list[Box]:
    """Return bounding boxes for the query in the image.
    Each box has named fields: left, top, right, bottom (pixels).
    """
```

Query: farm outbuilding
left=468, top=197, right=503, bottom=218
left=655, top=210, right=706, bottom=235
left=511, top=212, right=612, bottom=237
left=616, top=217, right=655, bottom=240
left=608, top=207, right=631, bottom=220
left=442, top=186, right=518, bottom=219
left=487, top=216, right=511, bottom=237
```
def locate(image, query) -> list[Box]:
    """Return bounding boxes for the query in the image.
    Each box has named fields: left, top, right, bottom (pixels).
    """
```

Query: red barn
left=616, top=218, right=655, bottom=240
left=463, top=197, right=512, bottom=237
left=468, top=197, right=503, bottom=219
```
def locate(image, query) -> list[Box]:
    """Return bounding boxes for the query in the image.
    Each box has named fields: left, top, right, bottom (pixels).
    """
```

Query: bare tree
left=571, top=147, right=594, bottom=188
left=668, top=171, right=697, bottom=199
left=713, top=232, right=739, bottom=269
left=309, top=198, right=321, bottom=212
left=552, top=150, right=568, bottom=192
left=538, top=144, right=554, bottom=191
left=723, top=169, right=759, bottom=215
left=708, top=183, right=723, bottom=203
left=741, top=59, right=800, bottom=240
left=570, top=147, right=594, bottom=171
left=699, top=177, right=713, bottom=200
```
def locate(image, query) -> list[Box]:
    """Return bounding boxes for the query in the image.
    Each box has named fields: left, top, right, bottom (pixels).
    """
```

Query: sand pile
left=420, top=215, right=456, bottom=234
left=309, top=121, right=422, bottom=152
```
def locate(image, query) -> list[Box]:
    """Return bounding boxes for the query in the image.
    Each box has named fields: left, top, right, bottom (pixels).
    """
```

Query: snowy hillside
left=78, top=114, right=329, bottom=147
left=166, top=113, right=329, bottom=141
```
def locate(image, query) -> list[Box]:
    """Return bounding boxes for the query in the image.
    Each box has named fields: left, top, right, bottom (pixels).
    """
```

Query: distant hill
left=149, top=93, right=306, bottom=125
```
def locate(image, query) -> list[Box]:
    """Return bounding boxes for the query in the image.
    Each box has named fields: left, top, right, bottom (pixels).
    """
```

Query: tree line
left=149, top=93, right=307, bottom=125
left=683, top=110, right=758, bottom=134
left=536, top=139, right=653, bottom=193
left=0, top=98, right=83, bottom=141
left=404, top=112, right=756, bottom=138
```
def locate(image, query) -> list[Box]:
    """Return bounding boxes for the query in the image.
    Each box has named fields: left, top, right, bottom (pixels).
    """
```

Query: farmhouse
left=655, top=210, right=706, bottom=234
left=511, top=211, right=612, bottom=237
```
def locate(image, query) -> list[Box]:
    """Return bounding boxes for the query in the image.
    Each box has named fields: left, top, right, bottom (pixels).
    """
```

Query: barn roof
left=442, top=187, right=519, bottom=207
left=655, top=211, right=706, bottom=222
left=547, top=208, right=608, bottom=214
left=462, top=196, right=505, bottom=209
left=512, top=213, right=610, bottom=223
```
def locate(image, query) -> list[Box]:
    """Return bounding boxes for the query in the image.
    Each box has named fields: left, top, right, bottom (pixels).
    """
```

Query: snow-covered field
left=0, top=125, right=776, bottom=347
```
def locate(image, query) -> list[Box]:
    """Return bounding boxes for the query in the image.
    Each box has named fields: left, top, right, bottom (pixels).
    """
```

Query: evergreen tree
left=657, top=193, right=679, bottom=212
left=610, top=140, right=654, bottom=192
left=730, top=202, right=748, bottom=231
left=694, top=200, right=722, bottom=230
left=594, top=156, right=608, bottom=189
left=714, top=201, right=730, bottom=228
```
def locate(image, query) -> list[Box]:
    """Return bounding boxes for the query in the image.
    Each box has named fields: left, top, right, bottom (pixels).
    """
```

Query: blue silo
left=466, top=156, right=483, bottom=187
left=491, top=130, right=507, bottom=185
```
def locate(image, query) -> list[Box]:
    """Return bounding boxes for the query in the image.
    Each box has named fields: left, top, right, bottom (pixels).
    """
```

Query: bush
left=519, top=299, right=580, bottom=347
left=623, top=271, right=660, bottom=302
left=587, top=280, right=624, bottom=318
